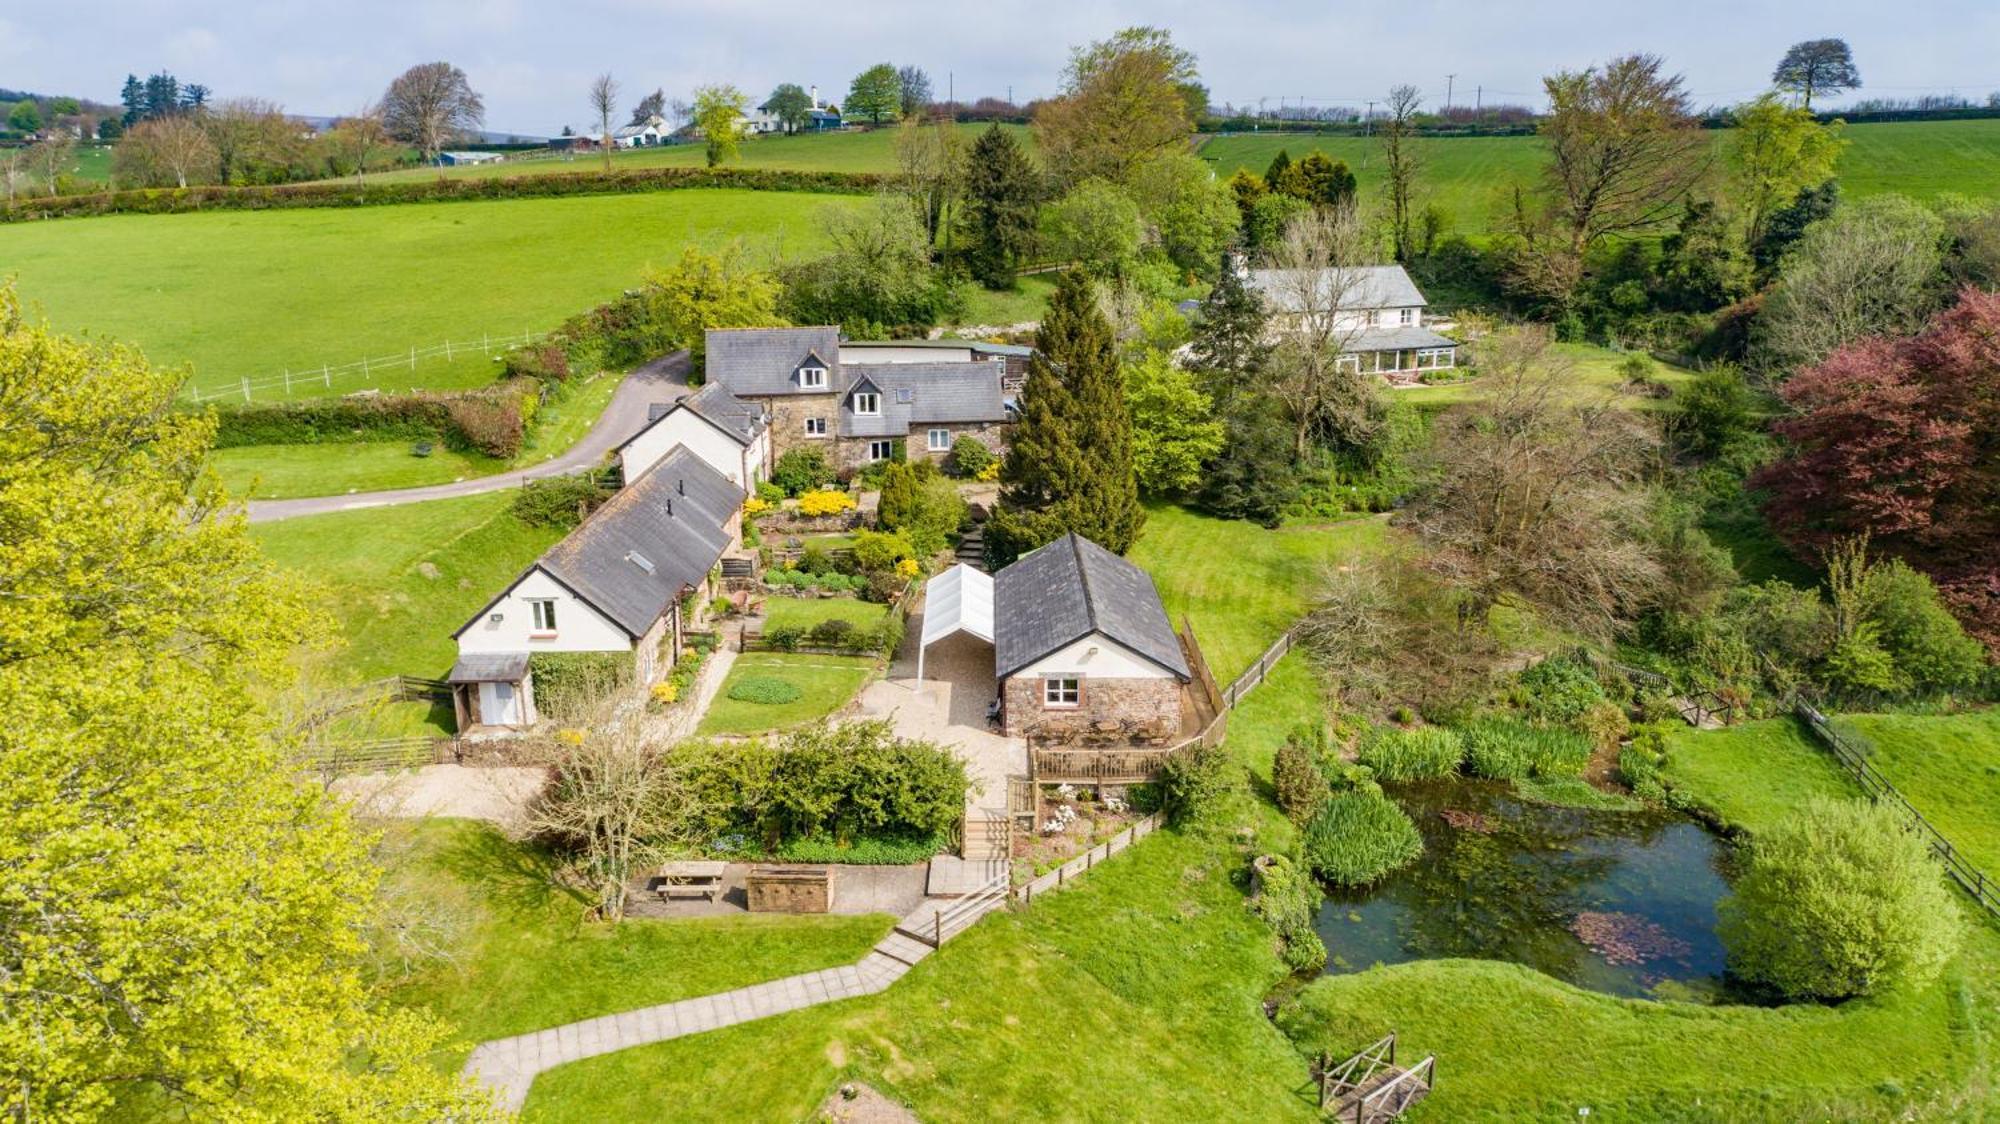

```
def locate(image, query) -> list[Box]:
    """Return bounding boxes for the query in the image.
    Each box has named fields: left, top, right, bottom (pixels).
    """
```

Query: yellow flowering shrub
left=798, top=489, right=857, bottom=517
left=743, top=497, right=771, bottom=516
left=895, top=557, right=920, bottom=580
left=556, top=728, right=586, bottom=747
left=976, top=460, right=1001, bottom=483
left=651, top=681, right=679, bottom=704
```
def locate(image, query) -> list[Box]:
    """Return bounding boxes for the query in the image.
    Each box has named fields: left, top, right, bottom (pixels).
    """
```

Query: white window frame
left=852, top=391, right=880, bottom=415
left=798, top=366, right=828, bottom=389
left=1335, top=354, right=1361, bottom=375
left=867, top=440, right=895, bottom=462
left=529, top=599, right=558, bottom=634
left=803, top=417, right=828, bottom=437
left=1043, top=676, right=1081, bottom=707
left=1366, top=309, right=1382, bottom=327
left=1416, top=347, right=1455, bottom=370
left=1398, top=307, right=1416, bottom=326
left=926, top=428, right=951, bottom=452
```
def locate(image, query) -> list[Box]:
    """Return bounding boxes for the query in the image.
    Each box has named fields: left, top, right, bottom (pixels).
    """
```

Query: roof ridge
left=1068, top=533, right=1100, bottom=632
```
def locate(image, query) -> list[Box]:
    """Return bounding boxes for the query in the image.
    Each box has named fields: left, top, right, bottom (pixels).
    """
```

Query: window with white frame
left=804, top=417, right=828, bottom=436
left=529, top=599, right=558, bottom=633
left=798, top=366, right=828, bottom=389
left=1336, top=354, right=1361, bottom=375
left=1043, top=676, right=1081, bottom=706
left=1366, top=309, right=1382, bottom=327
left=852, top=391, right=880, bottom=415
left=867, top=440, right=895, bottom=461
left=927, top=428, right=951, bottom=451
left=1416, top=347, right=1455, bottom=370
left=1399, top=307, right=1416, bottom=326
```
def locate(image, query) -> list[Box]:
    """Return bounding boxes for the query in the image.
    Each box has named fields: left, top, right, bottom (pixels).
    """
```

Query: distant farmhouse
left=745, top=87, right=842, bottom=134
left=1239, top=263, right=1459, bottom=384
left=612, top=114, right=674, bottom=147
left=704, top=327, right=1026, bottom=471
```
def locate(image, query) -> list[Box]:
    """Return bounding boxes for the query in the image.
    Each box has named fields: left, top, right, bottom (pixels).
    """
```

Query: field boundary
left=184, top=330, right=539, bottom=402
left=1795, top=701, right=2000, bottom=921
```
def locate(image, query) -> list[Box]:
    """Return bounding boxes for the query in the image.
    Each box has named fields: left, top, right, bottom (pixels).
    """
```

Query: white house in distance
left=745, top=86, right=841, bottom=134
left=1244, top=263, right=1459, bottom=384
left=615, top=383, right=771, bottom=494
left=447, top=447, right=744, bottom=730
left=611, top=114, right=673, bottom=147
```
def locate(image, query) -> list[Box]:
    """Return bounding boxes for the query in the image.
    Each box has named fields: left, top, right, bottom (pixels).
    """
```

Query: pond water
left=1315, top=780, right=1738, bottom=1000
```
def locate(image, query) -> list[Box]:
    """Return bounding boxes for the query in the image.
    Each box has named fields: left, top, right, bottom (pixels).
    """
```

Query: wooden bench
left=653, top=860, right=728, bottom=903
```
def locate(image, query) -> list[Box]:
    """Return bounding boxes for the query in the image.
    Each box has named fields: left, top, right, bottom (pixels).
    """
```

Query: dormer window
left=852, top=391, right=880, bottom=415
left=1399, top=307, right=1416, bottom=326
left=798, top=365, right=828, bottom=389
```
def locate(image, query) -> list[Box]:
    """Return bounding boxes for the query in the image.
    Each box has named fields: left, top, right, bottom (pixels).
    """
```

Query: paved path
left=244, top=351, right=692, bottom=524
left=462, top=896, right=986, bottom=1112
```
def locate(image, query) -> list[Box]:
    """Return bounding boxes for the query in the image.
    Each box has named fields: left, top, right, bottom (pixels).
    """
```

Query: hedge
left=528, top=652, right=633, bottom=719
left=3, top=166, right=886, bottom=223
left=203, top=376, right=541, bottom=457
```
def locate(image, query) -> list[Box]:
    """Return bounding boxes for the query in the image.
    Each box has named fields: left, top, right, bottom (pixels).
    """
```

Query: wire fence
left=182, top=329, right=542, bottom=404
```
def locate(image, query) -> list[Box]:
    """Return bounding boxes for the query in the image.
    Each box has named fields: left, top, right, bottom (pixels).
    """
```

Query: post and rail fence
left=182, top=330, right=541, bottom=404
left=1794, top=700, right=2000, bottom=922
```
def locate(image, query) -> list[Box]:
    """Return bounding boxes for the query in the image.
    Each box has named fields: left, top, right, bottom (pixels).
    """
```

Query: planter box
left=746, top=865, right=830, bottom=913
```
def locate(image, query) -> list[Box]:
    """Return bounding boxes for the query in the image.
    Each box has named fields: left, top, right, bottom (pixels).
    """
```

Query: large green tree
left=988, top=271, right=1144, bottom=563
left=1033, top=26, right=1200, bottom=186
left=0, top=287, right=495, bottom=1120
left=764, top=83, right=812, bottom=134
left=959, top=123, right=1043, bottom=289
left=692, top=83, right=749, bottom=167
left=1728, top=93, right=1847, bottom=251
left=638, top=243, right=784, bottom=374
left=846, top=63, right=902, bottom=125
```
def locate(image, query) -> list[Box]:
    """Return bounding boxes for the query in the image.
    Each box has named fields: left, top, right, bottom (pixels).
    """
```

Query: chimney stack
left=810, top=85, right=819, bottom=110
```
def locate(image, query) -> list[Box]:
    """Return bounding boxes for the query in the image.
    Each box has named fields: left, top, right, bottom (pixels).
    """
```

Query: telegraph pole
left=1445, top=74, right=1456, bottom=110
left=1364, top=99, right=1376, bottom=135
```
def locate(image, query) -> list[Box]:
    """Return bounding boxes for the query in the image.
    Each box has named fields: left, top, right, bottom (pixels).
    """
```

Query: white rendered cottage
left=447, top=447, right=743, bottom=730
left=1245, top=263, right=1459, bottom=384
left=616, top=382, right=771, bottom=494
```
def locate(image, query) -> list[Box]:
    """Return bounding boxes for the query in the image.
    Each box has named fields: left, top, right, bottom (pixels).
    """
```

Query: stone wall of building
left=752, top=392, right=1013, bottom=476
left=1002, top=675, right=1183, bottom=745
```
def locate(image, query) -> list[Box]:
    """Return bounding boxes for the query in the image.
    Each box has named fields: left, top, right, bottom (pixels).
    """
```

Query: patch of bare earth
left=816, top=1082, right=919, bottom=1123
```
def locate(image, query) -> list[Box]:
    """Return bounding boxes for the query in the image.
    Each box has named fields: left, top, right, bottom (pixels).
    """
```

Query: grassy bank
left=1843, top=710, right=2000, bottom=875
left=1200, top=118, right=2000, bottom=234
left=0, top=188, right=858, bottom=401
left=382, top=819, right=893, bottom=1068
left=250, top=491, right=559, bottom=685
left=1130, top=503, right=1387, bottom=683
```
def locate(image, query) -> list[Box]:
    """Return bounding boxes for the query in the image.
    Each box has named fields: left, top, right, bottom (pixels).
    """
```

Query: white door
left=479, top=681, right=522, bottom=726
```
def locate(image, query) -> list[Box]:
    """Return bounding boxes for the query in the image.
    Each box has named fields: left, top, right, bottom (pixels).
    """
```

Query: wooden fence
left=298, top=736, right=457, bottom=775
left=1796, top=701, right=2000, bottom=922
left=1222, top=628, right=1297, bottom=709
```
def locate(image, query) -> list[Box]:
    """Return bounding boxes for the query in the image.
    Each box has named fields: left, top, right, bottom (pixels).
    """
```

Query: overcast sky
left=5, top=1, right=1996, bottom=134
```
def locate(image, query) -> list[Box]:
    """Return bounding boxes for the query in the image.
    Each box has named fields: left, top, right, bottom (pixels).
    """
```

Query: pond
left=1315, top=780, right=1738, bottom=1000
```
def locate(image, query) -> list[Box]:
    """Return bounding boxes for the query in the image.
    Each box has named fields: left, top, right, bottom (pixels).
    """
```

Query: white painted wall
left=457, top=567, right=633, bottom=657
left=621, top=409, right=756, bottom=493
left=1015, top=634, right=1176, bottom=681
left=838, top=344, right=975, bottom=365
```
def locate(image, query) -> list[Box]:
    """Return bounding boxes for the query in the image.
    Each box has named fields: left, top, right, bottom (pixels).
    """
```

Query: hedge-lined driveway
left=243, top=350, right=689, bottom=523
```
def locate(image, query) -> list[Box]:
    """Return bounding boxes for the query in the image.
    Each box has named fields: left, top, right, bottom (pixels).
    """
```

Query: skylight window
left=625, top=551, right=656, bottom=574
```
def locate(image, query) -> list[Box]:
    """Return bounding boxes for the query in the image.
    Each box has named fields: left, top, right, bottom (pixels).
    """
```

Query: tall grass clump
left=1358, top=726, right=1464, bottom=782
left=1461, top=718, right=1593, bottom=780
left=1301, top=791, right=1423, bottom=886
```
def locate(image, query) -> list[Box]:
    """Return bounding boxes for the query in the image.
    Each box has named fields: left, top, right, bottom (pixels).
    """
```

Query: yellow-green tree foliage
left=1728, top=93, right=1847, bottom=251
left=638, top=243, right=785, bottom=376
left=0, top=286, right=501, bottom=1121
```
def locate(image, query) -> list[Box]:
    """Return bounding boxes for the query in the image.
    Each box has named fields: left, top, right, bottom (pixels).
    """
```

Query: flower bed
left=1016, top=784, right=1148, bottom=877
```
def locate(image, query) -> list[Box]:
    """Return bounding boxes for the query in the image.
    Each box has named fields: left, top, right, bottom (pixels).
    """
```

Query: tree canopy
left=1773, top=38, right=1861, bottom=109
left=1033, top=26, right=1201, bottom=186
left=959, top=124, right=1043, bottom=289
left=380, top=61, right=484, bottom=163
left=764, top=83, right=812, bottom=133
left=693, top=83, right=749, bottom=167
left=846, top=63, right=902, bottom=125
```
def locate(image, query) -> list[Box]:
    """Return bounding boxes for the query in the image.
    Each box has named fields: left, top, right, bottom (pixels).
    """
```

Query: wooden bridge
left=1319, top=1034, right=1435, bottom=1123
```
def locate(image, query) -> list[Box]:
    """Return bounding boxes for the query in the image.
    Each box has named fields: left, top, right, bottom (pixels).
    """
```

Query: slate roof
left=447, top=651, right=530, bottom=684
left=838, top=361, right=1010, bottom=438
left=1246, top=264, right=1429, bottom=313
left=992, top=534, right=1190, bottom=681
left=528, top=448, right=739, bottom=638
left=706, top=326, right=842, bottom=396
left=1345, top=326, right=1459, bottom=353
left=675, top=383, right=769, bottom=445
left=842, top=338, right=1035, bottom=359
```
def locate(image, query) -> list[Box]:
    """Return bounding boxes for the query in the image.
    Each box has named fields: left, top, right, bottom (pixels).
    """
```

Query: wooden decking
left=1319, top=1034, right=1435, bottom=1123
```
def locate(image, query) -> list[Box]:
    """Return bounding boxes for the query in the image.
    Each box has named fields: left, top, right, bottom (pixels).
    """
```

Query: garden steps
left=954, top=526, right=988, bottom=571
left=925, top=854, right=1009, bottom=897
left=896, top=875, right=1009, bottom=947
left=959, top=808, right=1012, bottom=863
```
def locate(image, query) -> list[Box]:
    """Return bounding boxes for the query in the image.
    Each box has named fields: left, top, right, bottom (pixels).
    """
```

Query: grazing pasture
left=1199, top=118, right=2000, bottom=234
left=0, top=188, right=860, bottom=400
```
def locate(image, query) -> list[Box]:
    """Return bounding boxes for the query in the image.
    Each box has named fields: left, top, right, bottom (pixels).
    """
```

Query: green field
left=346, top=124, right=1034, bottom=184
left=250, top=491, right=558, bottom=688
left=0, top=188, right=859, bottom=401
left=1199, top=118, right=2000, bottom=235
left=1843, top=710, right=2000, bottom=875
left=384, top=819, right=892, bottom=1068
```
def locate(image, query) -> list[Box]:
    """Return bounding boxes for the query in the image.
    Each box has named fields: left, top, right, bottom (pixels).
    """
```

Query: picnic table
left=653, top=860, right=728, bottom=903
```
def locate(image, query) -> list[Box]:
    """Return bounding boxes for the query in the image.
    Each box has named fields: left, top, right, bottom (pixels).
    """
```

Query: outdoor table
left=653, top=860, right=728, bottom=902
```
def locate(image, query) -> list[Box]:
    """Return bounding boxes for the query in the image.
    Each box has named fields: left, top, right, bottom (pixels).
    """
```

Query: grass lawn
left=1199, top=118, right=2000, bottom=236
left=1843, top=710, right=2000, bottom=875
left=383, top=819, right=893, bottom=1068
left=1129, top=503, right=1388, bottom=683
left=211, top=370, right=621, bottom=499
left=520, top=792, right=1315, bottom=1122
left=349, top=124, right=1035, bottom=184
left=760, top=596, right=889, bottom=633
left=1660, top=717, right=1862, bottom=830
left=952, top=273, right=1058, bottom=328
left=696, top=652, right=876, bottom=737
left=1392, top=343, right=1692, bottom=409
left=250, top=492, right=559, bottom=689
left=0, top=189, right=859, bottom=401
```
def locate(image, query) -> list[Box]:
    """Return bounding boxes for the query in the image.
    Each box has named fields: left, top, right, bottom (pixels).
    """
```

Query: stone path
left=463, top=892, right=989, bottom=1112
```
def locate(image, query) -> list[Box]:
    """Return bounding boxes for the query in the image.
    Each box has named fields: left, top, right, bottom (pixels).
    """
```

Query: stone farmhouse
left=1244, top=263, right=1460, bottom=384
left=447, top=444, right=750, bottom=732
left=704, top=326, right=1018, bottom=472
left=915, top=534, right=1202, bottom=747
